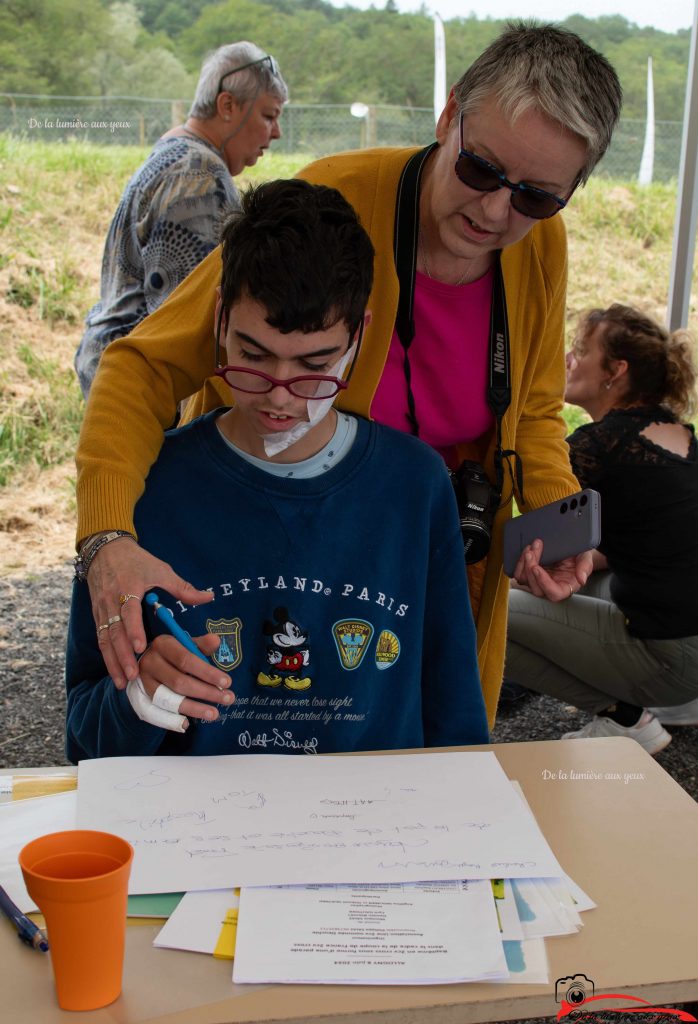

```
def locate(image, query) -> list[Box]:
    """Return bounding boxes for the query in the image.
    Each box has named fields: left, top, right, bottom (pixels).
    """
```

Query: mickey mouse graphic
left=257, top=607, right=312, bottom=692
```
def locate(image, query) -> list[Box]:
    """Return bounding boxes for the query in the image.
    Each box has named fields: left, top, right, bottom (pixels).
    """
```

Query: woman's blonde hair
left=453, top=22, right=622, bottom=184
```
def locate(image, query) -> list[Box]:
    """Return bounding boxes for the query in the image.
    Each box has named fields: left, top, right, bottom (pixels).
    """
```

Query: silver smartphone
left=503, top=489, right=601, bottom=578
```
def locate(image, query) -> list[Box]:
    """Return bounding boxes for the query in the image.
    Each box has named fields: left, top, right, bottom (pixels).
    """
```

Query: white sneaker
left=562, top=710, right=672, bottom=755
left=648, top=697, right=698, bottom=726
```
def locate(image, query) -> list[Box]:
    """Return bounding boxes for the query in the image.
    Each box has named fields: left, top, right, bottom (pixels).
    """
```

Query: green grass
left=0, top=347, right=83, bottom=487
left=0, top=134, right=150, bottom=183
left=570, top=176, right=677, bottom=248
left=562, top=404, right=591, bottom=434
left=6, top=263, right=83, bottom=323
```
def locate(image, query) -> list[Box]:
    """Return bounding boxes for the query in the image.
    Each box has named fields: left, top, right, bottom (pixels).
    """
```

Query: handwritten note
left=76, top=752, right=563, bottom=893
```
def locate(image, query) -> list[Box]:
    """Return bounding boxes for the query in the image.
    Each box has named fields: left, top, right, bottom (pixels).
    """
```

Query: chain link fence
left=0, top=94, right=684, bottom=183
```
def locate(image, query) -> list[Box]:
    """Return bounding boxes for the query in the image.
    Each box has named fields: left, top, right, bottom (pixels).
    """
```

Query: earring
left=604, top=380, right=612, bottom=390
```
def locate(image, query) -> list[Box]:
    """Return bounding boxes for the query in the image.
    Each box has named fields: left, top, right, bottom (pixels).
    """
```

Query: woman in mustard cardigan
left=75, top=23, right=622, bottom=725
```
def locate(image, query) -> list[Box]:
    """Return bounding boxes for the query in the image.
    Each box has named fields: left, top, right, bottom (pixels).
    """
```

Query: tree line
left=0, top=0, right=690, bottom=121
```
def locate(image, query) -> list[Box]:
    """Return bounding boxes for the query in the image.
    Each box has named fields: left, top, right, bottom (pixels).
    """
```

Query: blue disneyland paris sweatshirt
left=66, top=412, right=488, bottom=760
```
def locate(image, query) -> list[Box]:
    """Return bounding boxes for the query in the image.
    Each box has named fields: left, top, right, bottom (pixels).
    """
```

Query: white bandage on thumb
left=126, top=677, right=188, bottom=733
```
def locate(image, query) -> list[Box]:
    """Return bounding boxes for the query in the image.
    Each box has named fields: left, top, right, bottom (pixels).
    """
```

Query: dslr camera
left=450, top=460, right=500, bottom=565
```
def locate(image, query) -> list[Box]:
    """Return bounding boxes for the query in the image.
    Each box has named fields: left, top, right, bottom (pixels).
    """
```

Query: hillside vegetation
left=1, top=1, right=691, bottom=120
left=0, top=136, right=693, bottom=573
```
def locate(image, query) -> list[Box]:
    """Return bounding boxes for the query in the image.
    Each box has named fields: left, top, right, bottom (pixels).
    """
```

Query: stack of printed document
left=154, top=872, right=593, bottom=985
left=70, top=750, right=595, bottom=985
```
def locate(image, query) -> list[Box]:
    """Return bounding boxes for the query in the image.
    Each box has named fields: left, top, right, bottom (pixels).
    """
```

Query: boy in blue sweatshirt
left=66, top=180, right=488, bottom=761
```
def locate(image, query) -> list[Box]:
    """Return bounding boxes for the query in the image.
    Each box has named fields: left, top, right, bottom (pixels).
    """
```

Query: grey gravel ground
left=1, top=565, right=696, bottom=1024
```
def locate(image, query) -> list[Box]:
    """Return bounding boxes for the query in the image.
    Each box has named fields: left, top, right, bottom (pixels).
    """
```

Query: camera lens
left=458, top=516, right=492, bottom=564
left=570, top=498, right=578, bottom=510
left=451, top=460, right=497, bottom=564
left=560, top=502, right=568, bottom=514
left=580, top=493, right=588, bottom=506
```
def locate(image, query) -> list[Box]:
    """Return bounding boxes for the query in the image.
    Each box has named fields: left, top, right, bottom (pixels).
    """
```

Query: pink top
left=370, top=269, right=495, bottom=468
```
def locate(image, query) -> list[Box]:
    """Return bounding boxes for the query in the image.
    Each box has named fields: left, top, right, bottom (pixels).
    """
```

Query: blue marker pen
left=0, top=884, right=49, bottom=953
left=144, top=592, right=211, bottom=663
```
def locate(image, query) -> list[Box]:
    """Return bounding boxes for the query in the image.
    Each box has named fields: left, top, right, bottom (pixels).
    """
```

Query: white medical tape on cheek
left=126, top=677, right=188, bottom=733
left=152, top=684, right=186, bottom=713
left=261, top=341, right=358, bottom=458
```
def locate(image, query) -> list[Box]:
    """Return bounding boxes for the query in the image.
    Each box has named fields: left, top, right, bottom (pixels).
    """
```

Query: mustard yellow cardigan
left=76, top=147, right=579, bottom=724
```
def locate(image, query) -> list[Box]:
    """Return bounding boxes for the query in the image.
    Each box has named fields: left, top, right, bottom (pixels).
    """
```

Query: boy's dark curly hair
left=219, top=179, right=374, bottom=337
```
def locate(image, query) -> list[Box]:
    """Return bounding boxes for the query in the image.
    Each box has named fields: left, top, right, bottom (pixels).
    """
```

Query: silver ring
left=568, top=584, right=574, bottom=599
left=97, top=623, right=110, bottom=635
left=107, top=614, right=122, bottom=626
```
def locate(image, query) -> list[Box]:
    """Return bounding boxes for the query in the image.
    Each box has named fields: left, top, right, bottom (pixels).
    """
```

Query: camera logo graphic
left=556, top=974, right=595, bottom=1006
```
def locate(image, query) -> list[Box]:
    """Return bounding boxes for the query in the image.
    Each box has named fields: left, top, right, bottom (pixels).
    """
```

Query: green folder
left=127, top=892, right=184, bottom=918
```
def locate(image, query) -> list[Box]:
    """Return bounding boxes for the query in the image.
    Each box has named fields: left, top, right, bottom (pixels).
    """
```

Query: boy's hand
left=138, top=634, right=235, bottom=722
left=89, top=538, right=214, bottom=688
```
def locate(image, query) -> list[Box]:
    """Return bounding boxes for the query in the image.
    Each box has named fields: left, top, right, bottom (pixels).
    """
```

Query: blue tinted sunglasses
left=455, top=112, right=573, bottom=220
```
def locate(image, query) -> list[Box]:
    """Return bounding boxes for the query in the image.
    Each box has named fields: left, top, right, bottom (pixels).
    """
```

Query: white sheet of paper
left=511, top=878, right=578, bottom=938
left=76, top=752, right=563, bottom=894
left=154, top=889, right=239, bottom=954
left=0, top=791, right=77, bottom=912
left=556, top=874, right=596, bottom=912
left=233, top=880, right=508, bottom=985
left=496, top=938, right=549, bottom=985
left=508, top=782, right=596, bottom=913
left=533, top=878, right=582, bottom=930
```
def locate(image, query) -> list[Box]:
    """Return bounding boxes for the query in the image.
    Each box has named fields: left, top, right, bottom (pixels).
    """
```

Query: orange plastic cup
left=19, top=829, right=134, bottom=1011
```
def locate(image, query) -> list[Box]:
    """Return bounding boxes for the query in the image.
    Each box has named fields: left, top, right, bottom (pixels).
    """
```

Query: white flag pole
left=433, top=12, right=447, bottom=122
left=668, top=0, right=698, bottom=329
left=638, top=56, right=655, bottom=185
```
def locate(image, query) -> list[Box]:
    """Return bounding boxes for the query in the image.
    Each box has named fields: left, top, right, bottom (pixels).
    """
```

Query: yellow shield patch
left=375, top=629, right=400, bottom=670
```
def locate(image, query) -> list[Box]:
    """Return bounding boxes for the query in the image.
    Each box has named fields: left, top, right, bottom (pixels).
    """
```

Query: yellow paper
left=212, top=908, right=238, bottom=960
left=11, top=776, right=77, bottom=801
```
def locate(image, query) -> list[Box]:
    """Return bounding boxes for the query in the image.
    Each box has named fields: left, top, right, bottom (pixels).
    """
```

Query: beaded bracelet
left=73, top=530, right=134, bottom=583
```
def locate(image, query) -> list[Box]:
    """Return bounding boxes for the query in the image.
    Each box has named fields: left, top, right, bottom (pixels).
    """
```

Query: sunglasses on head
left=217, top=54, right=280, bottom=96
left=455, top=112, right=573, bottom=220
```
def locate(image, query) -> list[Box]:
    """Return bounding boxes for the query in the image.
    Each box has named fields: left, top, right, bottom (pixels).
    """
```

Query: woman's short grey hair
left=453, top=22, right=622, bottom=184
left=189, top=41, right=288, bottom=120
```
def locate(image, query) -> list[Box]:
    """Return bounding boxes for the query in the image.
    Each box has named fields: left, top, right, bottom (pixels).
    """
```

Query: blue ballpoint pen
left=144, top=592, right=211, bottom=663
left=0, top=883, right=49, bottom=952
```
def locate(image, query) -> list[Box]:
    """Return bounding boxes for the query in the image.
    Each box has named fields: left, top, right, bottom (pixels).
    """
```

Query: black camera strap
left=488, top=250, right=524, bottom=503
left=394, top=143, right=438, bottom=434
left=393, top=145, right=524, bottom=503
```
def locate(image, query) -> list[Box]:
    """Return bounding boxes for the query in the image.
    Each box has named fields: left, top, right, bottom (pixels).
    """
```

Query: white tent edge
left=668, top=0, right=698, bottom=330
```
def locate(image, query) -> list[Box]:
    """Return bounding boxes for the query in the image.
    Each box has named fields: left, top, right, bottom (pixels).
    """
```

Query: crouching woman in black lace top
left=506, top=304, right=698, bottom=754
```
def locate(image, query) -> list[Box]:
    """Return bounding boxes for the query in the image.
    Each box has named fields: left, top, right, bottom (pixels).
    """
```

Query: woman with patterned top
left=506, top=304, right=698, bottom=753
left=75, top=42, right=287, bottom=396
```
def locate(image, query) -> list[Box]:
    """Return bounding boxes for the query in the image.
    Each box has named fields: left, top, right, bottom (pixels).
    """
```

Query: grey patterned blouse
left=75, top=133, right=239, bottom=396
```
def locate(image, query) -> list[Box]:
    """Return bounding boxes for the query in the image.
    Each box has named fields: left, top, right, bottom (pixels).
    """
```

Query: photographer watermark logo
left=555, top=973, right=696, bottom=1022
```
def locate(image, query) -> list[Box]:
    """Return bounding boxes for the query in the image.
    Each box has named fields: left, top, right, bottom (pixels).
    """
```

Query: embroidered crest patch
left=206, top=617, right=243, bottom=671
left=332, top=619, right=374, bottom=671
